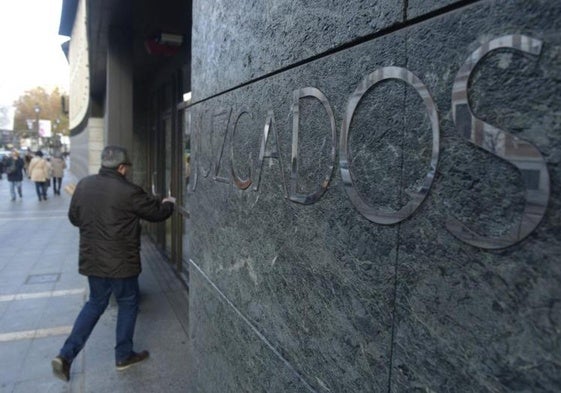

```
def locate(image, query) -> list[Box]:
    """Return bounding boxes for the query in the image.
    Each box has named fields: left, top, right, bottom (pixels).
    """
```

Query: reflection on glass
left=151, top=171, right=157, bottom=195
left=449, top=34, right=549, bottom=249
left=164, top=116, right=172, bottom=254
left=184, top=108, right=192, bottom=194
left=340, top=66, right=440, bottom=224
left=289, top=87, right=337, bottom=204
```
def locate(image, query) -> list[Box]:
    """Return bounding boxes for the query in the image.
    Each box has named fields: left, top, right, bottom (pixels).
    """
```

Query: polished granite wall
left=187, top=1, right=561, bottom=391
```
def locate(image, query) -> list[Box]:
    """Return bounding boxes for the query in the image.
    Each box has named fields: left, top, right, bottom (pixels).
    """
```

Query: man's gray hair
left=101, top=146, right=132, bottom=168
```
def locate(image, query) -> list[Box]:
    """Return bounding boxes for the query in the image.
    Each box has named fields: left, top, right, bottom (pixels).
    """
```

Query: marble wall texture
left=188, top=1, right=561, bottom=392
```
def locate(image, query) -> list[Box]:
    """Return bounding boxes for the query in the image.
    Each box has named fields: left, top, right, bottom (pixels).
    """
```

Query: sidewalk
left=0, top=171, right=190, bottom=393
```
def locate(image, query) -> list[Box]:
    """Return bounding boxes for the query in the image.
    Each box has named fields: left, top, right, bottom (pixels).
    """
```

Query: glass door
left=147, top=81, right=190, bottom=286
left=180, top=104, right=191, bottom=281
left=164, top=114, right=173, bottom=257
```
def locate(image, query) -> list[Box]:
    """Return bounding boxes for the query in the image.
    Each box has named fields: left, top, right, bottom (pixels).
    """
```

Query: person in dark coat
left=6, top=149, right=25, bottom=200
left=51, top=145, right=176, bottom=382
left=0, top=154, right=6, bottom=179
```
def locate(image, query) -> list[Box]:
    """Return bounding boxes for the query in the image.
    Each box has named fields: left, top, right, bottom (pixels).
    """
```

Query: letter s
left=449, top=34, right=550, bottom=249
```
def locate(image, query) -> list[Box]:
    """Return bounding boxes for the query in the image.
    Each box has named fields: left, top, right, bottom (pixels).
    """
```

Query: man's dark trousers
left=59, top=276, right=140, bottom=363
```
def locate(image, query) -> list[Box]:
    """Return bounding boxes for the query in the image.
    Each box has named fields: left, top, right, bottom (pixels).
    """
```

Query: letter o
left=339, top=66, right=440, bottom=225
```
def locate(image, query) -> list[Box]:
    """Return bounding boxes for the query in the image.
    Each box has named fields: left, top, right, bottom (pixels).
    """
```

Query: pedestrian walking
left=0, top=154, right=5, bottom=180
left=50, top=153, right=67, bottom=195
left=28, top=150, right=50, bottom=201
left=6, top=149, right=25, bottom=201
left=51, top=145, right=176, bottom=382
left=23, top=150, right=33, bottom=175
left=45, top=156, right=53, bottom=194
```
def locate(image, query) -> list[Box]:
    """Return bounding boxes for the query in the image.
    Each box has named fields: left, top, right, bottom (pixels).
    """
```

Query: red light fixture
left=145, top=33, right=183, bottom=56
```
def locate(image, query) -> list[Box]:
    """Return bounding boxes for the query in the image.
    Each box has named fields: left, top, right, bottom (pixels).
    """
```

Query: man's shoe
left=51, top=356, right=71, bottom=382
left=116, top=350, right=150, bottom=371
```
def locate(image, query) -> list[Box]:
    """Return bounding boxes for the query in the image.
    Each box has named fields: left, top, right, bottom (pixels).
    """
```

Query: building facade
left=61, top=1, right=560, bottom=391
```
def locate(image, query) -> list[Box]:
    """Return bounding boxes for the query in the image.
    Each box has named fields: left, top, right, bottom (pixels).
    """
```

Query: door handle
left=176, top=204, right=190, bottom=218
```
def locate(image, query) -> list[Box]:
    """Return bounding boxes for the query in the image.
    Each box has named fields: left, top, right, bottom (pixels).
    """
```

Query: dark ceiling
left=60, top=0, right=192, bottom=101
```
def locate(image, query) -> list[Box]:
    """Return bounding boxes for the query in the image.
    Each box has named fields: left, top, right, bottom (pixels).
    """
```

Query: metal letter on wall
left=340, top=66, right=440, bottom=224
left=213, top=107, right=233, bottom=184
left=253, top=111, right=288, bottom=196
left=448, top=34, right=550, bottom=249
left=188, top=109, right=203, bottom=192
left=195, top=109, right=212, bottom=179
left=230, top=108, right=253, bottom=190
left=289, top=88, right=337, bottom=204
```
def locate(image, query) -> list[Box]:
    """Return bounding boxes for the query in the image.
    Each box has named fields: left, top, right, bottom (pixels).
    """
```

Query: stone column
left=105, top=26, right=133, bottom=154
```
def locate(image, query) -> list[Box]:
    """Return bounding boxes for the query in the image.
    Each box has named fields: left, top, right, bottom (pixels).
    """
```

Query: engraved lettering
left=187, top=35, right=551, bottom=251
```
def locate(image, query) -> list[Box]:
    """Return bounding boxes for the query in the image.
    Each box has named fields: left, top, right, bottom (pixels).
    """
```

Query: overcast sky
left=0, top=0, right=69, bottom=106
